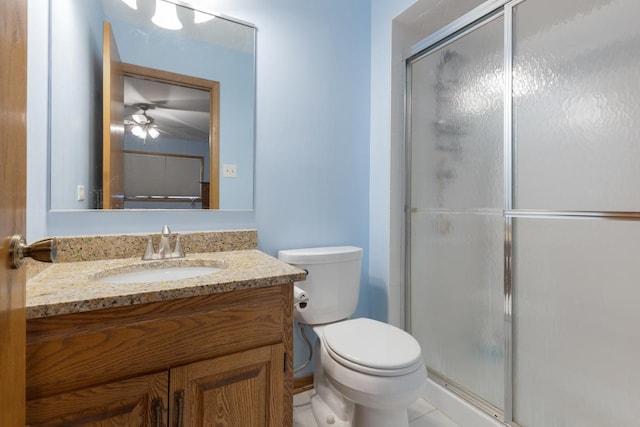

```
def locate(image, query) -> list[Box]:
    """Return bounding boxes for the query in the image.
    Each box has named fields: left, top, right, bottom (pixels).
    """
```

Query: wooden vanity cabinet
left=26, top=284, right=293, bottom=427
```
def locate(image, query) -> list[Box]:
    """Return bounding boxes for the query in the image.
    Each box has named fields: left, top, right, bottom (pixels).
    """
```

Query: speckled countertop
left=27, top=250, right=306, bottom=319
left=26, top=230, right=306, bottom=319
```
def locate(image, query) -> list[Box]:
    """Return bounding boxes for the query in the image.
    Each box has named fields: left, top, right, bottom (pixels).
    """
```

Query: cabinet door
left=170, top=344, right=285, bottom=427
left=26, top=371, right=168, bottom=427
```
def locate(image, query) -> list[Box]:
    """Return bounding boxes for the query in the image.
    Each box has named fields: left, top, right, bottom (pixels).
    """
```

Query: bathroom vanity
left=24, top=231, right=305, bottom=427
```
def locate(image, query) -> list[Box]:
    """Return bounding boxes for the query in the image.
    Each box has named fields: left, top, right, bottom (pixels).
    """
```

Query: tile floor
left=293, top=390, right=460, bottom=427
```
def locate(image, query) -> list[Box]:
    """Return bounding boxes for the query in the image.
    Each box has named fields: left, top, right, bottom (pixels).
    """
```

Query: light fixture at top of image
left=121, top=0, right=137, bottom=10
left=152, top=0, right=182, bottom=30
left=194, top=10, right=215, bottom=24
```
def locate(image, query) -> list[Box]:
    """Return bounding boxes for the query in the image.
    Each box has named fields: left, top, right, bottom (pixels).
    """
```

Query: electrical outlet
left=77, top=185, right=85, bottom=201
left=223, top=164, right=237, bottom=178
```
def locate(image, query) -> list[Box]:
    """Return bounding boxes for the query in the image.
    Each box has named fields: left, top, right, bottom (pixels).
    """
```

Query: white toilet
left=278, top=246, right=426, bottom=427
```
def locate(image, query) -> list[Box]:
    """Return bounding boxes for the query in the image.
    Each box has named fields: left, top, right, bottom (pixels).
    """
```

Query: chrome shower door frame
left=404, top=0, right=518, bottom=423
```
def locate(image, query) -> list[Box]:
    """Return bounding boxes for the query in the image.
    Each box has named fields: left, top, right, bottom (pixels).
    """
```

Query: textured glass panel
left=411, top=212, right=504, bottom=409
left=410, top=15, right=504, bottom=210
left=514, top=0, right=640, bottom=211
left=513, top=218, right=640, bottom=426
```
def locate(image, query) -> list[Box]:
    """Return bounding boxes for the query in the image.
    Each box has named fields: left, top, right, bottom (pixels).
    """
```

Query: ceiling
left=124, top=76, right=210, bottom=141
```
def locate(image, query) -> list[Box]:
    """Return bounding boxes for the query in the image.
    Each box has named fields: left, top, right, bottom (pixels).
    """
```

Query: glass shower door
left=511, top=0, right=640, bottom=424
left=407, top=13, right=506, bottom=415
left=407, top=0, right=640, bottom=424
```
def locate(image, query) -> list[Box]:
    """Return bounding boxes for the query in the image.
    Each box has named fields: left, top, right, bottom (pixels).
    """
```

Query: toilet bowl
left=314, top=318, right=426, bottom=427
left=278, top=246, right=427, bottom=427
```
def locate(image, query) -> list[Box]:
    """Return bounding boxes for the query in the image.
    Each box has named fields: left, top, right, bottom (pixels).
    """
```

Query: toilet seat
left=321, top=318, right=423, bottom=377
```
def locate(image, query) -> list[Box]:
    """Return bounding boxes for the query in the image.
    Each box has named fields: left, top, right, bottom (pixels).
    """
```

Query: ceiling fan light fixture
left=131, top=125, right=146, bottom=138
left=129, top=104, right=161, bottom=141
left=147, top=127, right=160, bottom=139
left=132, top=114, right=147, bottom=124
left=152, top=0, right=183, bottom=31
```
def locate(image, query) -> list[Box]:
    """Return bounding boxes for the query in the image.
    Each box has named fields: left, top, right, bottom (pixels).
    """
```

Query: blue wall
left=49, top=0, right=104, bottom=209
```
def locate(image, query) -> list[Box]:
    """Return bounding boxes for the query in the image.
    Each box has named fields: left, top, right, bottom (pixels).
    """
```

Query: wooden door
left=0, top=0, right=28, bottom=425
left=26, top=371, right=169, bottom=426
left=102, top=21, right=124, bottom=209
left=170, top=344, right=286, bottom=427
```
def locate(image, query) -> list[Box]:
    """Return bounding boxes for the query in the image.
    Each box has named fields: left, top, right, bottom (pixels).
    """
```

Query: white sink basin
left=96, top=266, right=222, bottom=284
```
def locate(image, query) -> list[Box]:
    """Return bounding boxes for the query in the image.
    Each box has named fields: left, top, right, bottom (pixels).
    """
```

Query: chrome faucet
left=142, top=225, right=185, bottom=260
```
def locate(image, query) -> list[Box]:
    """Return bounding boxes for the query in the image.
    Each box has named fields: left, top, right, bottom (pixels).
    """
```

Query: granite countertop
left=27, top=249, right=307, bottom=319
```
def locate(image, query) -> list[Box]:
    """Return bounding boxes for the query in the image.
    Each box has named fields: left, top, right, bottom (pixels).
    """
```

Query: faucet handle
left=141, top=226, right=184, bottom=260
left=172, top=235, right=185, bottom=258
left=142, top=237, right=156, bottom=260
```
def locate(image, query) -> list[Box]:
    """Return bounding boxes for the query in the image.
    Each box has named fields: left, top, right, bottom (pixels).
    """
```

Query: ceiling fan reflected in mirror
left=125, top=104, right=162, bottom=142
left=124, top=74, right=211, bottom=142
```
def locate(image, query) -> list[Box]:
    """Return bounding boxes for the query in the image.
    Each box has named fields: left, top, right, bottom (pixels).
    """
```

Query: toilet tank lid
left=278, top=246, right=362, bottom=264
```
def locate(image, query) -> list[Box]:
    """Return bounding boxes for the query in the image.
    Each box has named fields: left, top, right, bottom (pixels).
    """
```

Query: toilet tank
left=278, top=246, right=362, bottom=325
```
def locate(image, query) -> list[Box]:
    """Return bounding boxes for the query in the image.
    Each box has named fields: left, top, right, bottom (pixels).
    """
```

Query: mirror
left=49, top=0, right=255, bottom=210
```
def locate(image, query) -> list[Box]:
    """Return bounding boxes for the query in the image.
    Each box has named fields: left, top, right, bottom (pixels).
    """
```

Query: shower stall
left=404, top=0, right=640, bottom=425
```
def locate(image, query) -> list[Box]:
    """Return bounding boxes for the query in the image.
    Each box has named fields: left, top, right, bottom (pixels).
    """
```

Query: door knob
left=8, top=235, right=57, bottom=269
